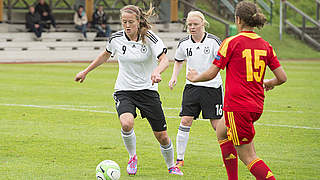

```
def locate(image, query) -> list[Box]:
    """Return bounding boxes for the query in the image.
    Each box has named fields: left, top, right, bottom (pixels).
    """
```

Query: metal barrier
left=317, top=0, right=320, bottom=22
left=283, top=0, right=320, bottom=50
left=179, top=0, right=230, bottom=37
left=254, top=0, right=274, bottom=24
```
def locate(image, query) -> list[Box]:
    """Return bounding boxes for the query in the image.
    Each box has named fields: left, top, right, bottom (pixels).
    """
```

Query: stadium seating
left=0, top=23, right=186, bottom=63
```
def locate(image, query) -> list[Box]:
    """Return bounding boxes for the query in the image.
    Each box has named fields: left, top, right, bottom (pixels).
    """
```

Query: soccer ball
left=96, top=160, right=121, bottom=180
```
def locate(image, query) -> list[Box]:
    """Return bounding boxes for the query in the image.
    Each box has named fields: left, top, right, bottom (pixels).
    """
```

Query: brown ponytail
left=235, top=1, right=267, bottom=29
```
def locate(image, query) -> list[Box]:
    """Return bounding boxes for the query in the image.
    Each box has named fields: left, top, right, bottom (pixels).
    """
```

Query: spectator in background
left=35, top=0, right=56, bottom=30
left=26, top=6, right=43, bottom=41
left=74, top=5, right=88, bottom=40
left=92, top=5, right=111, bottom=38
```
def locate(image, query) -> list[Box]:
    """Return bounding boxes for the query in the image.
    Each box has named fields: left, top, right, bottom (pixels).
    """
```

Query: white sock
left=176, top=124, right=191, bottom=160
left=160, top=140, right=174, bottom=169
left=121, top=128, right=136, bottom=158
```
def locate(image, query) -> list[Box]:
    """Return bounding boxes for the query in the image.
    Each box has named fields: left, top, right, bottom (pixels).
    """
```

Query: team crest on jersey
left=204, top=46, right=210, bottom=54
left=141, top=45, right=147, bottom=53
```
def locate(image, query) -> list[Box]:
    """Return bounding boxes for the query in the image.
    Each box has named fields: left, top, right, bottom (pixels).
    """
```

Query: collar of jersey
left=191, top=32, right=207, bottom=43
left=238, top=31, right=261, bottom=39
left=124, top=32, right=140, bottom=42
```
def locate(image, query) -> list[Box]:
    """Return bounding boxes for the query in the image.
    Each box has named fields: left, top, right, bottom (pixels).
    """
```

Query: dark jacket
left=26, top=12, right=42, bottom=29
left=35, top=2, right=51, bottom=16
left=92, top=10, right=108, bottom=26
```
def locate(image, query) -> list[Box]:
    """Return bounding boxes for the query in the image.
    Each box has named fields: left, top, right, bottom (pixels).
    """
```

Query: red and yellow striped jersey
left=213, top=31, right=281, bottom=113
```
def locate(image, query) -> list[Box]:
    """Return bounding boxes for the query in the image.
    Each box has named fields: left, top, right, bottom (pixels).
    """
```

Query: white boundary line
left=19, top=104, right=318, bottom=114
left=1, top=103, right=320, bottom=130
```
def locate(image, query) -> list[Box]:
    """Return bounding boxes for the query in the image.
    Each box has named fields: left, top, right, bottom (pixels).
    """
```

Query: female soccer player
left=187, top=1, right=287, bottom=179
left=74, top=5, right=183, bottom=176
left=168, top=11, right=223, bottom=167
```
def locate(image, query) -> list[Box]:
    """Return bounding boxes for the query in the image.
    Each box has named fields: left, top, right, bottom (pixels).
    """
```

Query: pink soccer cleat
left=175, top=160, right=184, bottom=168
left=168, top=166, right=183, bottom=176
left=127, top=154, right=137, bottom=175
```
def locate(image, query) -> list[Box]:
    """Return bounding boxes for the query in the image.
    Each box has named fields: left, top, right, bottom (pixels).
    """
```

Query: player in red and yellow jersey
left=187, top=1, right=287, bottom=180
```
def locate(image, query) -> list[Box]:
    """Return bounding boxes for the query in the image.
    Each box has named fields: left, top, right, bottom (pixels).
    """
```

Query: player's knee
left=121, top=124, right=133, bottom=132
left=181, top=116, right=193, bottom=126
left=120, top=120, right=133, bottom=132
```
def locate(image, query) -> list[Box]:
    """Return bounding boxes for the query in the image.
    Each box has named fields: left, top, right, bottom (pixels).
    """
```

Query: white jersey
left=175, top=32, right=223, bottom=88
left=106, top=30, right=167, bottom=91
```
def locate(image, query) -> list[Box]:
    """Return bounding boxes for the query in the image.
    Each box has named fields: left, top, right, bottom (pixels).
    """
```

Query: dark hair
left=235, top=1, right=267, bottom=29
left=120, top=5, right=155, bottom=43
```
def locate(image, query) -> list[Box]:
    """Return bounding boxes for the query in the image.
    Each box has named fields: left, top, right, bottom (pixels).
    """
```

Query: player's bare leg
left=216, top=117, right=238, bottom=180
left=235, top=142, right=275, bottom=179
left=210, top=118, right=220, bottom=130
left=119, top=113, right=137, bottom=175
left=154, top=131, right=183, bottom=175
left=176, top=116, right=193, bottom=167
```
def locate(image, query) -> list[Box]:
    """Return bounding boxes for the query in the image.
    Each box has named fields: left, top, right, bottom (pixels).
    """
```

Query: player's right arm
left=169, top=61, right=184, bottom=90
left=169, top=36, right=187, bottom=90
left=74, top=50, right=111, bottom=83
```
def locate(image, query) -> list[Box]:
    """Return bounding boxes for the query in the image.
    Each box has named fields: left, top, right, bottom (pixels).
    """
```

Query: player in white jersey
left=168, top=11, right=224, bottom=167
left=75, top=5, right=183, bottom=176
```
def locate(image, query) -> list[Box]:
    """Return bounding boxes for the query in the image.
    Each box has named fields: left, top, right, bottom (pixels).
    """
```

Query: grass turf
left=0, top=61, right=319, bottom=179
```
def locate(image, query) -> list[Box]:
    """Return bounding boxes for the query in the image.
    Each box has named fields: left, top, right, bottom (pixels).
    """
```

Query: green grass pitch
left=0, top=60, right=319, bottom=179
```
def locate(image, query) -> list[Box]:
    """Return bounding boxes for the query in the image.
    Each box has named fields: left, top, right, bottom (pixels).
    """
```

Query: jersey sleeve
left=146, top=30, right=167, bottom=59
left=213, top=38, right=232, bottom=70
left=267, top=44, right=281, bottom=71
left=212, top=39, right=221, bottom=59
left=174, top=43, right=185, bottom=62
left=105, top=38, right=115, bottom=55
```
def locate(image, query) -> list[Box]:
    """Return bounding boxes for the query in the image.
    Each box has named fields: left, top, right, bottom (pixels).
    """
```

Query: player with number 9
left=75, top=4, right=183, bottom=177
left=187, top=1, right=287, bottom=179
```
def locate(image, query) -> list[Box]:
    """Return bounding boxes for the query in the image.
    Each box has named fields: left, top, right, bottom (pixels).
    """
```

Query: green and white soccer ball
left=96, top=160, right=121, bottom=180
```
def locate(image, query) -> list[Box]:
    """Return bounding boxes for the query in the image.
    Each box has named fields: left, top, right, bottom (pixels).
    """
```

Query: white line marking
left=1, top=103, right=319, bottom=130
left=14, top=104, right=317, bottom=114
left=1, top=104, right=116, bottom=114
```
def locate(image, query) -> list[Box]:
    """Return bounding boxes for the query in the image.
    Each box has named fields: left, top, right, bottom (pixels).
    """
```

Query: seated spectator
left=35, top=0, right=56, bottom=30
left=26, top=6, right=43, bottom=41
left=92, top=5, right=111, bottom=38
left=74, top=5, right=88, bottom=40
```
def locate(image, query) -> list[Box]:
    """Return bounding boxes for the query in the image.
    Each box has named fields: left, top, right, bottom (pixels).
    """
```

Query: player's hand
left=151, top=72, right=162, bottom=85
left=74, top=70, right=87, bottom=83
left=168, top=78, right=177, bottom=90
left=187, top=68, right=199, bottom=82
left=263, top=79, right=274, bottom=91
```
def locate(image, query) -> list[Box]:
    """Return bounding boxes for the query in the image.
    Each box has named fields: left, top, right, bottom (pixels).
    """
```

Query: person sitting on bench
left=26, top=6, right=43, bottom=41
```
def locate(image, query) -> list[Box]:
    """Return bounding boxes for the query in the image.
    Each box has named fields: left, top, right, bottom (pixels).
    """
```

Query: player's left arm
left=187, top=64, right=221, bottom=82
left=151, top=53, right=169, bottom=85
left=263, top=44, right=287, bottom=91
left=263, top=66, right=287, bottom=91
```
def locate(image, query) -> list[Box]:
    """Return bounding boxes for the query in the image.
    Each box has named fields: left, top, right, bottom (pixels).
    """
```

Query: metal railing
left=283, top=1, right=320, bottom=50
left=254, top=0, right=274, bottom=24
left=218, top=0, right=238, bottom=16
left=179, top=0, right=231, bottom=37
left=317, top=0, right=320, bottom=22
left=216, top=0, right=274, bottom=24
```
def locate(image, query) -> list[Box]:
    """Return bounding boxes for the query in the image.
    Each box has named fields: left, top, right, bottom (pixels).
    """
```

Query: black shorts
left=179, top=84, right=223, bottom=119
left=113, top=90, right=167, bottom=132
